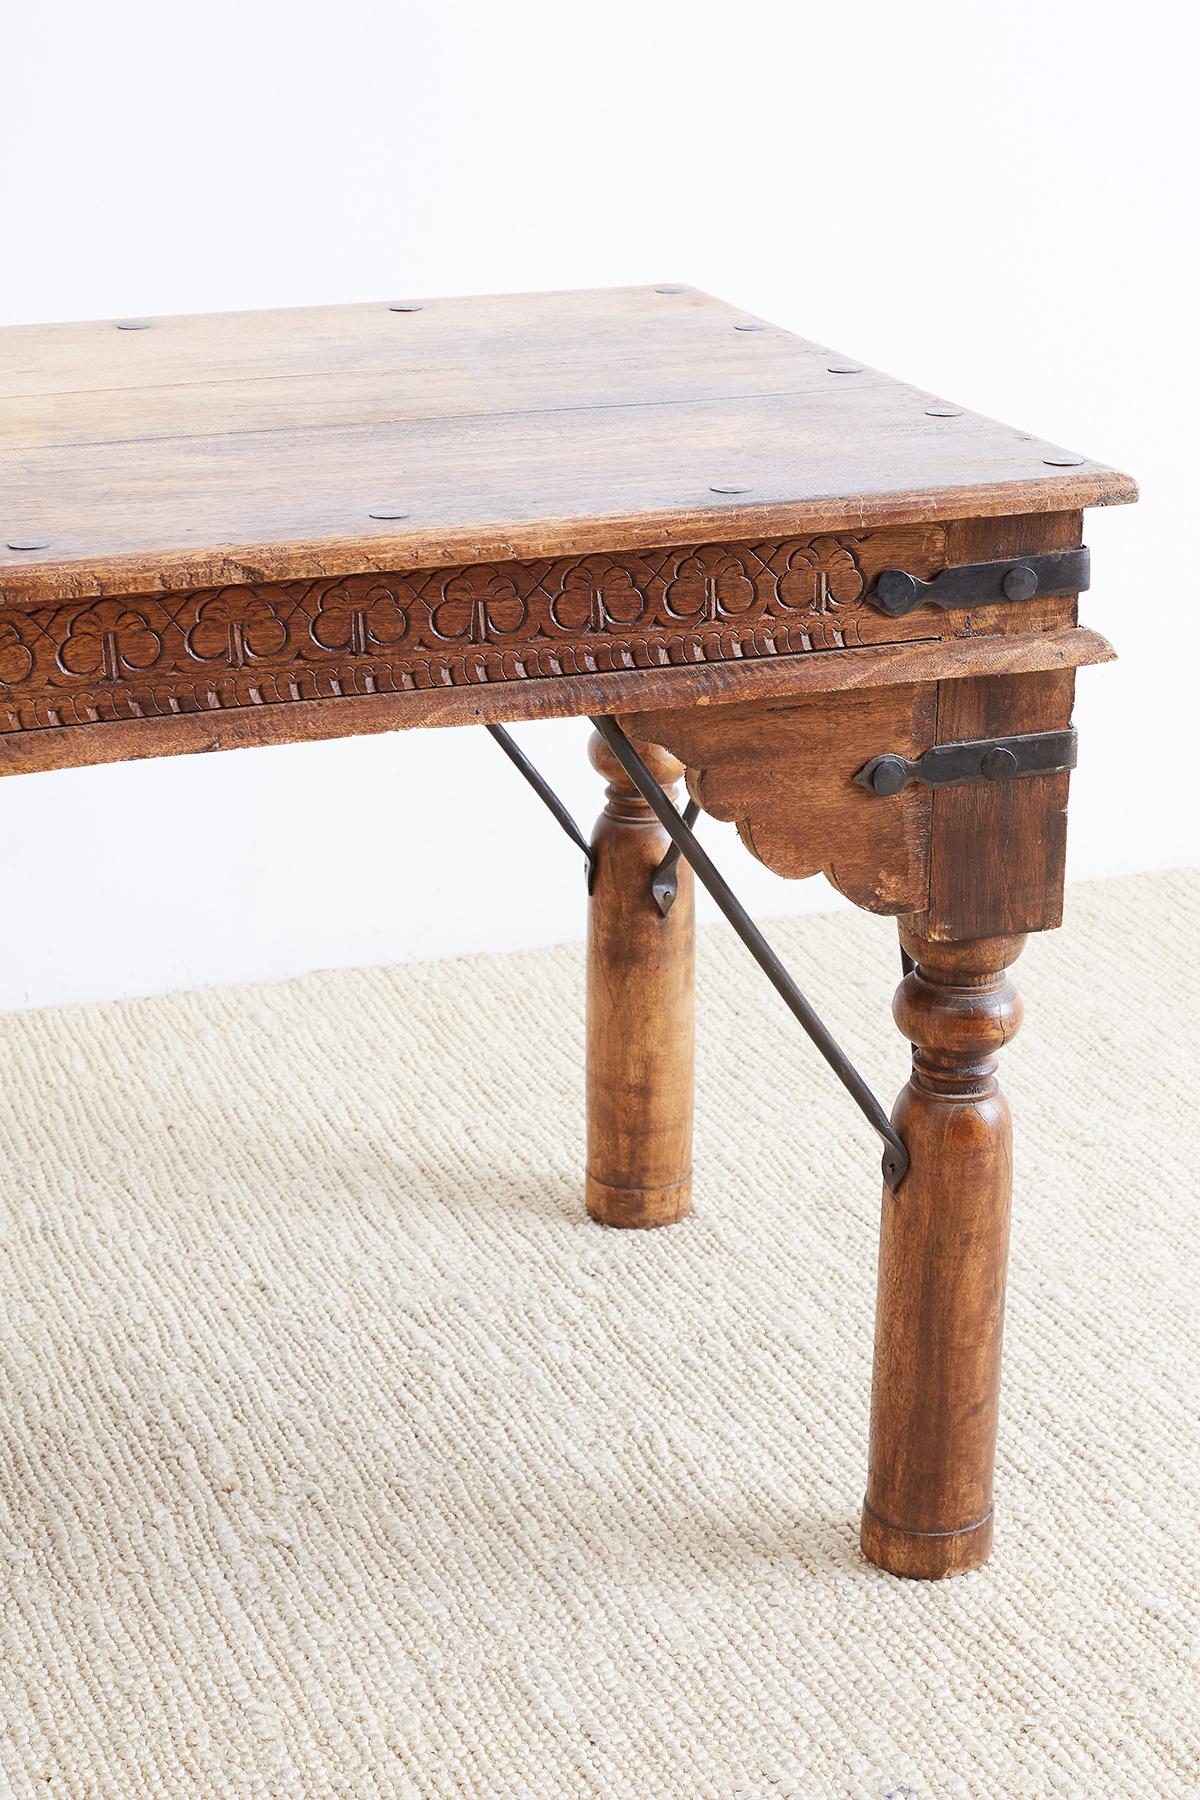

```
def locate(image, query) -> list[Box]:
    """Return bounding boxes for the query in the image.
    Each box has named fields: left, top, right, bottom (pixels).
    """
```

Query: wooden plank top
left=0, top=285, right=1136, bottom=604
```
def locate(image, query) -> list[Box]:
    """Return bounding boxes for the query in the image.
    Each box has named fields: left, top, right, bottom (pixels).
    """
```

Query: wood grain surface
left=585, top=734, right=695, bottom=1229
left=0, top=286, right=1136, bottom=603
left=862, top=930, right=1026, bottom=1578
left=621, top=686, right=938, bottom=914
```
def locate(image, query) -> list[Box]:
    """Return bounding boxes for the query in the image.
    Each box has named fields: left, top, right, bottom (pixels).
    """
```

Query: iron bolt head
left=867, top=755, right=909, bottom=797
left=981, top=746, right=1019, bottom=780
left=874, top=570, right=918, bottom=616
left=1002, top=564, right=1039, bottom=600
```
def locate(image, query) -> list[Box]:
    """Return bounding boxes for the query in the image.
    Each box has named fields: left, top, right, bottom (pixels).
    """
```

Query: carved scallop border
left=0, top=531, right=943, bottom=735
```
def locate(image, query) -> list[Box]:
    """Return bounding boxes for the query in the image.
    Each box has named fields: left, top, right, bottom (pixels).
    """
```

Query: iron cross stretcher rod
left=486, top=722, right=596, bottom=888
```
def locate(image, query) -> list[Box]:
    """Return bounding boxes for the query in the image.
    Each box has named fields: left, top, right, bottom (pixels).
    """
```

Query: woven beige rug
left=1, top=868, right=1197, bottom=1798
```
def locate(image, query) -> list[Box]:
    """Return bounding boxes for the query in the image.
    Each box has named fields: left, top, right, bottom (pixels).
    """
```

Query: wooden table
left=0, top=285, right=1135, bottom=1578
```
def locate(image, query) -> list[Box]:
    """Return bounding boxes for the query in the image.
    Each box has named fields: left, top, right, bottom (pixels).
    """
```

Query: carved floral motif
left=57, top=601, right=163, bottom=682
left=186, top=590, right=290, bottom=667
left=310, top=582, right=411, bottom=656
left=548, top=558, right=648, bottom=634
left=429, top=568, right=526, bottom=644
left=0, top=528, right=945, bottom=735
left=777, top=535, right=865, bottom=615
left=663, top=547, right=757, bottom=624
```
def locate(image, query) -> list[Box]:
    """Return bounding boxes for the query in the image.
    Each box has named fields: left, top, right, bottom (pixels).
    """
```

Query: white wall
left=1, top=0, right=1194, bottom=1011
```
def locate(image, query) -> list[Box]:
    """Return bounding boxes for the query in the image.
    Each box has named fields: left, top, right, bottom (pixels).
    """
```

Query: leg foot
left=861, top=929, right=1025, bottom=1577
left=585, top=730, right=694, bottom=1229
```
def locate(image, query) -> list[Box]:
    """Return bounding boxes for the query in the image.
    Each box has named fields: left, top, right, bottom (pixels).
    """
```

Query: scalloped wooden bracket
left=621, top=684, right=937, bottom=915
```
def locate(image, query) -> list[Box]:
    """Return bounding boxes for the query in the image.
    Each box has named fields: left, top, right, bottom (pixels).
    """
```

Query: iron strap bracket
left=590, top=715, right=910, bottom=1192
left=866, top=546, right=1089, bottom=619
left=855, top=728, right=1077, bottom=797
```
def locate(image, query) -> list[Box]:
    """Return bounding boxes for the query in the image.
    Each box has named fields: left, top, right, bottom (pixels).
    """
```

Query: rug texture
left=1, top=868, right=1197, bottom=1799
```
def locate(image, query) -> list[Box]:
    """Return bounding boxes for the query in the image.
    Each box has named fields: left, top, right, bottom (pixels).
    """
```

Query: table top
left=0, top=285, right=1135, bottom=605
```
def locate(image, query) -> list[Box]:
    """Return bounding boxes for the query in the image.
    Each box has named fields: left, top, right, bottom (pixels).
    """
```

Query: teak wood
left=0, top=285, right=1136, bottom=1579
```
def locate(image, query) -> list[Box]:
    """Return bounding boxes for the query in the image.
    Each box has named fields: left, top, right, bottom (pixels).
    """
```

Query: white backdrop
left=2, top=0, right=1194, bottom=1011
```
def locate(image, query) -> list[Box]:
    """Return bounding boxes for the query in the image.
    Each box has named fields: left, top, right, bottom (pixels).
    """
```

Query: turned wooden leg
left=585, top=730, right=694, bottom=1228
left=860, top=927, right=1025, bottom=1578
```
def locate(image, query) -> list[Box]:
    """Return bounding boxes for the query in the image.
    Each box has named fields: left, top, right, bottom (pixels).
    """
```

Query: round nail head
left=828, top=361, right=862, bottom=374
left=734, top=321, right=765, bottom=332
left=709, top=484, right=752, bottom=495
left=870, top=756, right=909, bottom=797
left=875, top=569, right=918, bottom=614
left=6, top=537, right=50, bottom=551
left=116, top=320, right=152, bottom=330
left=1044, top=453, right=1085, bottom=466
left=388, top=303, right=423, bottom=313
left=982, top=746, right=1019, bottom=781
left=1003, top=564, right=1039, bottom=601
left=368, top=507, right=410, bottom=520
left=655, top=284, right=685, bottom=294
left=925, top=404, right=963, bottom=417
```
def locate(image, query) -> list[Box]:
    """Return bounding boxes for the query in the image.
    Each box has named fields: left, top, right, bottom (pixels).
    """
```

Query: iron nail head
left=734, top=321, right=765, bottom=331
left=368, top=507, right=410, bottom=520
left=6, top=537, right=50, bottom=551
left=1003, top=564, right=1039, bottom=601
left=1044, top=453, right=1085, bottom=466
left=828, top=361, right=863, bottom=373
left=709, top=484, right=752, bottom=495
left=115, top=320, right=152, bottom=330
left=655, top=284, right=686, bottom=294
left=925, top=404, right=963, bottom=417
left=875, top=569, right=918, bottom=614
left=869, top=756, right=909, bottom=797
left=981, top=745, right=1019, bottom=780
left=388, top=303, right=423, bottom=313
